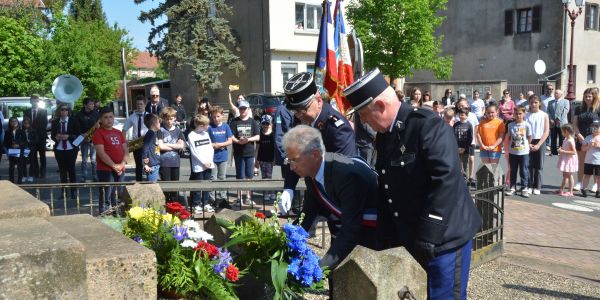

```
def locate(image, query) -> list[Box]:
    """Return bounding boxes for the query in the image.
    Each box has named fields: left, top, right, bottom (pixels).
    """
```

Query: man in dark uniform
left=283, top=125, right=378, bottom=268
left=24, top=94, right=48, bottom=179
left=273, top=101, right=295, bottom=181
left=343, top=68, right=481, bottom=300
left=279, top=72, right=357, bottom=213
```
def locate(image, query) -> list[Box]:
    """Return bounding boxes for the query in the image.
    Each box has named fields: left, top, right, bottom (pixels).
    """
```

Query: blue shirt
left=142, top=130, right=160, bottom=167
left=208, top=123, right=233, bottom=163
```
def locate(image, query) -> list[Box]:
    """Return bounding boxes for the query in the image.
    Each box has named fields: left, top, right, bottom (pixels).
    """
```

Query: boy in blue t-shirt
left=208, top=106, right=233, bottom=208
left=142, top=114, right=161, bottom=182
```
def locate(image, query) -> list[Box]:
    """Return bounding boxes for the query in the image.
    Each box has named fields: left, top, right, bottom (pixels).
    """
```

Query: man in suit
left=24, top=94, right=48, bottom=178
left=51, top=103, right=80, bottom=199
left=343, top=68, right=482, bottom=300
left=279, top=72, right=357, bottom=213
left=145, top=85, right=169, bottom=115
left=283, top=125, right=378, bottom=269
left=547, top=89, right=569, bottom=156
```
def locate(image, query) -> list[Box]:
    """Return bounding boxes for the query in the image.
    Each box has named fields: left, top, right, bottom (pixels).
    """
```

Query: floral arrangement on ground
left=122, top=202, right=241, bottom=300
left=217, top=208, right=328, bottom=300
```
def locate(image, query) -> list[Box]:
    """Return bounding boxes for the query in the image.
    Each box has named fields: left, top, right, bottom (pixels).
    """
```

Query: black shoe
left=596, top=191, right=600, bottom=198
left=582, top=189, right=588, bottom=198
left=219, top=201, right=232, bottom=209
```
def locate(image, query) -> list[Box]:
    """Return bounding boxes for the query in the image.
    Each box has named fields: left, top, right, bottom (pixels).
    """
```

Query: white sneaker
left=574, top=182, right=581, bottom=191
left=522, top=189, right=530, bottom=198
left=505, top=188, right=516, bottom=196
left=193, top=205, right=203, bottom=214
left=28, top=176, right=34, bottom=182
left=203, top=204, right=215, bottom=213
left=244, top=199, right=257, bottom=206
left=592, top=183, right=598, bottom=193
left=533, top=189, right=541, bottom=195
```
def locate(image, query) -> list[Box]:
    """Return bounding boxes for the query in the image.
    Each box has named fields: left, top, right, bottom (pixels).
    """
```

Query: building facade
left=408, top=0, right=600, bottom=100
left=170, top=0, right=345, bottom=112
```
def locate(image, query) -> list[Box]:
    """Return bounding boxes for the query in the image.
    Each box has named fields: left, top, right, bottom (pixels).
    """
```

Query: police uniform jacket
left=274, top=103, right=295, bottom=166
left=376, top=103, right=481, bottom=257
left=300, top=152, right=378, bottom=269
left=283, top=102, right=358, bottom=189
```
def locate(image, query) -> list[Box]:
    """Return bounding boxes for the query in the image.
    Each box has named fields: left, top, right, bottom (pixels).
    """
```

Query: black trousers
left=550, top=126, right=563, bottom=155
left=160, top=166, right=180, bottom=203
left=55, top=149, right=78, bottom=184
left=8, top=156, right=25, bottom=184
left=133, top=148, right=144, bottom=181
left=31, top=144, right=46, bottom=177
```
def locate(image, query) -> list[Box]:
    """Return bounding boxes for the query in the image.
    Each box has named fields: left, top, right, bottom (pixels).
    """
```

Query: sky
left=101, top=0, right=163, bottom=51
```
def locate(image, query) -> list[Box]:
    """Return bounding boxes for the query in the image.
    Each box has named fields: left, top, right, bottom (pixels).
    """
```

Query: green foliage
left=69, top=0, right=107, bottom=22
left=136, top=0, right=245, bottom=90
left=346, top=0, right=453, bottom=81
left=0, top=16, right=45, bottom=96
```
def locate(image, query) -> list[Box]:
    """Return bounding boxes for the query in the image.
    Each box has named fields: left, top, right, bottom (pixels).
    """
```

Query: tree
left=69, top=0, right=106, bottom=22
left=0, top=16, right=45, bottom=96
left=346, top=0, right=453, bottom=81
left=135, top=0, right=245, bottom=90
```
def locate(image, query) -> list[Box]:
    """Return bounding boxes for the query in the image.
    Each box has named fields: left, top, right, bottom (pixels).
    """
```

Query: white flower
left=183, top=220, right=200, bottom=231
left=187, top=228, right=214, bottom=242
left=181, top=239, right=197, bottom=248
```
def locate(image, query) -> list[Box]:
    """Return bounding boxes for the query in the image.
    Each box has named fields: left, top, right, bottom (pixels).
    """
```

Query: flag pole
left=121, top=48, right=130, bottom=118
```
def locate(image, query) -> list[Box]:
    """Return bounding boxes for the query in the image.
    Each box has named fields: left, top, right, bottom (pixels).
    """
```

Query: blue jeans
left=427, top=240, right=472, bottom=300
left=509, top=154, right=529, bottom=189
left=80, top=141, right=96, bottom=181
left=234, top=156, right=254, bottom=179
left=96, top=169, right=124, bottom=214
left=190, top=169, right=212, bottom=206
left=211, top=161, right=228, bottom=201
left=146, top=165, right=160, bottom=182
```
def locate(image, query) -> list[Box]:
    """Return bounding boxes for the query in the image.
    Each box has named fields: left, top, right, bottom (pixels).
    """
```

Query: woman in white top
left=525, top=95, right=550, bottom=195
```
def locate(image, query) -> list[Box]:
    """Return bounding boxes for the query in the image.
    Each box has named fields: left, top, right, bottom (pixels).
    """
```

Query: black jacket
left=3, top=129, right=26, bottom=150
left=171, top=103, right=187, bottom=122
left=145, top=98, right=170, bottom=115
left=284, top=102, right=358, bottom=189
left=23, top=107, right=48, bottom=146
left=300, top=153, right=379, bottom=269
left=76, top=108, right=99, bottom=135
left=375, top=103, right=481, bottom=264
left=50, top=117, right=80, bottom=150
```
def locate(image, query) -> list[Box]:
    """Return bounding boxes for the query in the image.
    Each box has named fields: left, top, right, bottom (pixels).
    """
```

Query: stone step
left=0, top=181, right=49, bottom=220
left=0, top=217, right=87, bottom=299
left=49, top=214, right=157, bottom=300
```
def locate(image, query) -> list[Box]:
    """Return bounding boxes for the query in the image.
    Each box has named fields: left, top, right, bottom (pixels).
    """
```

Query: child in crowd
left=454, top=97, right=480, bottom=185
left=158, top=107, right=186, bottom=202
left=477, top=104, right=505, bottom=164
left=581, top=120, right=600, bottom=198
left=525, top=95, right=550, bottom=195
left=443, top=107, right=455, bottom=126
left=556, top=124, right=578, bottom=196
left=21, top=117, right=37, bottom=183
left=230, top=100, right=260, bottom=206
left=188, top=114, right=215, bottom=213
left=92, top=108, right=128, bottom=214
left=3, top=117, right=25, bottom=184
left=255, top=114, right=276, bottom=200
left=505, top=106, right=532, bottom=197
left=453, top=109, right=473, bottom=180
left=208, top=106, right=233, bottom=209
left=123, top=95, right=148, bottom=181
left=142, top=114, right=161, bottom=182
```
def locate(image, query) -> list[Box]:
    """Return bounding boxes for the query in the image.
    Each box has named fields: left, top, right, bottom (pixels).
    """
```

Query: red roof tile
left=132, top=51, right=158, bottom=70
left=0, top=0, right=45, bottom=8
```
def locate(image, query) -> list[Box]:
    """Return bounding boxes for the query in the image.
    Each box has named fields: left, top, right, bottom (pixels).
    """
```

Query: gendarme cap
left=343, top=68, right=388, bottom=115
left=283, top=72, right=317, bottom=110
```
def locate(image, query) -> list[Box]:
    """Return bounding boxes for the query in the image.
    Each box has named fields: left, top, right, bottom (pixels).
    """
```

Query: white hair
left=282, top=125, right=325, bottom=155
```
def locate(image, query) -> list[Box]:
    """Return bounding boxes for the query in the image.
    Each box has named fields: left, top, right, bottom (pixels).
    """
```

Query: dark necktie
left=32, top=109, right=36, bottom=121
left=152, top=104, right=157, bottom=114
left=61, top=121, right=67, bottom=149
left=137, top=114, right=142, bottom=138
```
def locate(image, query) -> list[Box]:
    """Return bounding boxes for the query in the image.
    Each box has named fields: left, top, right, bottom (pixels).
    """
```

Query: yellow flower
left=163, top=213, right=181, bottom=225
left=128, top=207, right=145, bottom=221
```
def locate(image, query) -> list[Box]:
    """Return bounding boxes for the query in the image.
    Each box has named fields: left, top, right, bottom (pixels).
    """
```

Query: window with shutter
left=585, top=3, right=592, bottom=30
left=505, top=10, right=514, bottom=35
left=532, top=6, right=541, bottom=32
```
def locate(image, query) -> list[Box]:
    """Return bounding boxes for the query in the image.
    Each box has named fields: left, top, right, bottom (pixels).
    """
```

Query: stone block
left=0, top=180, right=50, bottom=220
left=49, top=214, right=157, bottom=300
left=331, top=246, right=427, bottom=300
left=0, top=217, right=87, bottom=299
left=203, top=209, right=252, bottom=247
left=121, top=183, right=165, bottom=208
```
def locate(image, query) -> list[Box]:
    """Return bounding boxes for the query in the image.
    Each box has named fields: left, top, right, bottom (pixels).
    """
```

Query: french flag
left=315, top=0, right=353, bottom=114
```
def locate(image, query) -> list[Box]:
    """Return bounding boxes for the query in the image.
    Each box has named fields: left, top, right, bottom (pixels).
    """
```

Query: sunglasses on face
left=60, top=108, right=69, bottom=111
left=151, top=94, right=159, bottom=97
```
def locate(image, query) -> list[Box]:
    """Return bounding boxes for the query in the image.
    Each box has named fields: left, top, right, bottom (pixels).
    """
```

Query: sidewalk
left=503, top=198, right=600, bottom=283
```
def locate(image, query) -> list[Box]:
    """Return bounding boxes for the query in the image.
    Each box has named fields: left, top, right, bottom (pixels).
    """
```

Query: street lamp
left=562, top=0, right=586, bottom=100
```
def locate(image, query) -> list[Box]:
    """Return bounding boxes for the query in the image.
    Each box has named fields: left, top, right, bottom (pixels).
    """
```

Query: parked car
left=0, top=97, right=57, bottom=150
left=245, top=93, right=286, bottom=115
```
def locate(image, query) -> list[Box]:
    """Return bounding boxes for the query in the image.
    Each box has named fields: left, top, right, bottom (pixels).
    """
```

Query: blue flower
left=172, top=224, right=188, bottom=241
left=213, top=248, right=233, bottom=278
left=133, top=235, right=143, bottom=243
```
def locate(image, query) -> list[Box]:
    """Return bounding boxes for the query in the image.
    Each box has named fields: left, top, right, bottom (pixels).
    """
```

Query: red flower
left=178, top=209, right=191, bottom=220
left=194, top=241, right=219, bottom=259
left=255, top=212, right=266, bottom=220
left=225, top=264, right=239, bottom=282
left=165, top=202, right=185, bottom=214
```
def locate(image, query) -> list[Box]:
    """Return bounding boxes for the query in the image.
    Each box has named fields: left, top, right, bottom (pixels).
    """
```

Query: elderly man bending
left=282, top=125, right=379, bottom=268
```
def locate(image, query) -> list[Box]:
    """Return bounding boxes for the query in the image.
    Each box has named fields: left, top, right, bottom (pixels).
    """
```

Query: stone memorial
left=121, top=182, right=166, bottom=207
